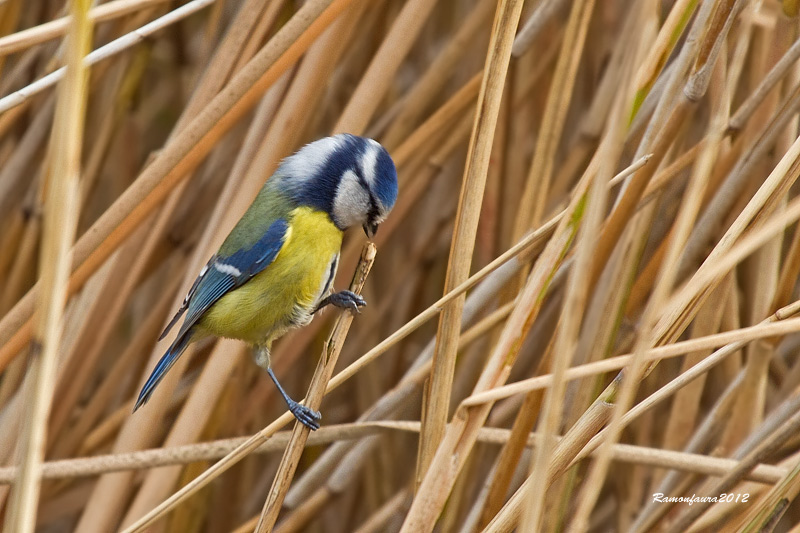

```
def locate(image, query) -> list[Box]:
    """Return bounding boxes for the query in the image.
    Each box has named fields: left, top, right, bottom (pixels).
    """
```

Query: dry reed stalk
left=577, top=323, right=800, bottom=491
left=488, top=11, right=614, bottom=509
left=7, top=1, right=800, bottom=530
left=570, top=4, right=741, bottom=519
left=522, top=33, right=611, bottom=528
left=520, top=11, right=768, bottom=527
left=4, top=1, right=91, bottom=532
left=213, top=0, right=374, bottom=396
left=52, top=35, right=185, bottom=427
left=402, top=143, right=592, bottom=532
left=0, top=421, right=788, bottom=491
left=171, top=0, right=278, bottom=134
left=571, top=119, right=725, bottom=533
left=272, top=488, right=332, bottom=533
left=484, top=398, right=614, bottom=532
left=255, top=243, right=375, bottom=531
left=118, top=341, right=248, bottom=527
left=0, top=0, right=172, bottom=57
left=352, top=489, right=410, bottom=533
left=0, top=0, right=218, bottom=114
left=0, top=0, right=22, bottom=78
left=333, top=0, right=437, bottom=135
left=119, top=219, right=551, bottom=531
left=46, top=229, right=152, bottom=444
left=511, top=0, right=569, bottom=57
left=0, top=0, right=349, bottom=376
left=417, top=0, right=524, bottom=486
left=666, top=408, right=800, bottom=531
left=230, top=1, right=287, bottom=74
left=629, top=0, right=698, bottom=118
left=282, top=273, right=523, bottom=511
left=738, top=460, right=800, bottom=531
left=512, top=0, right=595, bottom=237
left=573, top=224, right=800, bottom=464
left=103, top=30, right=293, bottom=527
left=654, top=129, right=800, bottom=351
left=76, top=75, right=286, bottom=527
left=476, top=257, right=800, bottom=530
left=276, top=296, right=510, bottom=527
left=475, top=153, right=641, bottom=527
left=50, top=272, right=183, bottom=461
left=680, top=74, right=800, bottom=278
left=72, top=8, right=293, bottom=524
left=69, top=6, right=318, bottom=527
left=650, top=283, right=725, bottom=457
left=729, top=26, right=800, bottom=132
left=0, top=95, right=54, bottom=222
left=380, top=0, right=494, bottom=150
left=390, top=73, right=481, bottom=167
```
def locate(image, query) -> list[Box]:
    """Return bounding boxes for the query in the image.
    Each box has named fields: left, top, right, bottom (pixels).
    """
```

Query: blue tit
left=134, top=134, right=398, bottom=429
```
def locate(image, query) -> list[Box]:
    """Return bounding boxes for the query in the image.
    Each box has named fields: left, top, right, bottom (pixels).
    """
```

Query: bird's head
left=278, top=134, right=398, bottom=239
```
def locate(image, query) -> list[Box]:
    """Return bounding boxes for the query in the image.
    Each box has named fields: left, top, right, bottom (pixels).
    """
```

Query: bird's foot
left=326, top=290, right=367, bottom=313
left=287, top=400, right=321, bottom=430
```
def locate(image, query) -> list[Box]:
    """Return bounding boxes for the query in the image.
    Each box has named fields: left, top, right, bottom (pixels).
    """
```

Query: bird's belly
left=198, top=208, right=342, bottom=345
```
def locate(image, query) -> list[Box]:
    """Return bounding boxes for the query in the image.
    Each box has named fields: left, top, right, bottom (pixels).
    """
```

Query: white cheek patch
left=333, top=169, right=370, bottom=229
left=280, top=136, right=345, bottom=182
left=360, top=142, right=381, bottom=187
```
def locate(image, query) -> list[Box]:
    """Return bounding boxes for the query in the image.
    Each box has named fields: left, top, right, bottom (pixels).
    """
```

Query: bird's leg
left=267, top=368, right=321, bottom=430
left=255, top=346, right=321, bottom=430
left=313, top=290, right=367, bottom=314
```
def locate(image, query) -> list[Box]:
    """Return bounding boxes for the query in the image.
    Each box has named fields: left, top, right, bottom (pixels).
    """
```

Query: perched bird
left=134, top=134, right=398, bottom=429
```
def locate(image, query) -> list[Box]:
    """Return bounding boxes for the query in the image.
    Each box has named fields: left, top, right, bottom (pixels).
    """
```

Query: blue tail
left=133, top=330, right=194, bottom=412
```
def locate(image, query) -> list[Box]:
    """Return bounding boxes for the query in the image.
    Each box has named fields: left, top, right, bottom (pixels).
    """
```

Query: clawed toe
left=314, top=291, right=367, bottom=315
left=289, top=401, right=321, bottom=431
left=332, top=291, right=367, bottom=313
left=347, top=291, right=367, bottom=306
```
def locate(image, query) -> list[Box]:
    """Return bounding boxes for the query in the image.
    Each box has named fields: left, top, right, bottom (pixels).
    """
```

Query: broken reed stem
left=417, top=0, right=524, bottom=486
left=255, top=243, right=376, bottom=532
left=4, top=2, right=91, bottom=532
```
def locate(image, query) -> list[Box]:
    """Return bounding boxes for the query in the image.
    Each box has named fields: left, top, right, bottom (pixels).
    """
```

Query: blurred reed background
left=4, top=0, right=800, bottom=531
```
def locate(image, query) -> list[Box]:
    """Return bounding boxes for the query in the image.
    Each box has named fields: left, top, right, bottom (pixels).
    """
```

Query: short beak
left=363, top=222, right=378, bottom=239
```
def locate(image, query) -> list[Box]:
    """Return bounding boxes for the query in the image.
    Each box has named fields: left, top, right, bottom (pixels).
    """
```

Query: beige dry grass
left=5, top=0, right=800, bottom=531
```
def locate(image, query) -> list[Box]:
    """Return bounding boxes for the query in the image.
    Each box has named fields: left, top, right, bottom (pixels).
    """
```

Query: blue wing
left=134, top=218, right=290, bottom=411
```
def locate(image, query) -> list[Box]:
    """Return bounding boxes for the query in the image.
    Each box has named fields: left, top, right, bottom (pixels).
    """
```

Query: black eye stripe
left=352, top=164, right=380, bottom=222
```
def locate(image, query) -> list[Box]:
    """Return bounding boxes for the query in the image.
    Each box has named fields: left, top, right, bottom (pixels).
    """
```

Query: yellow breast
left=198, top=207, right=343, bottom=345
